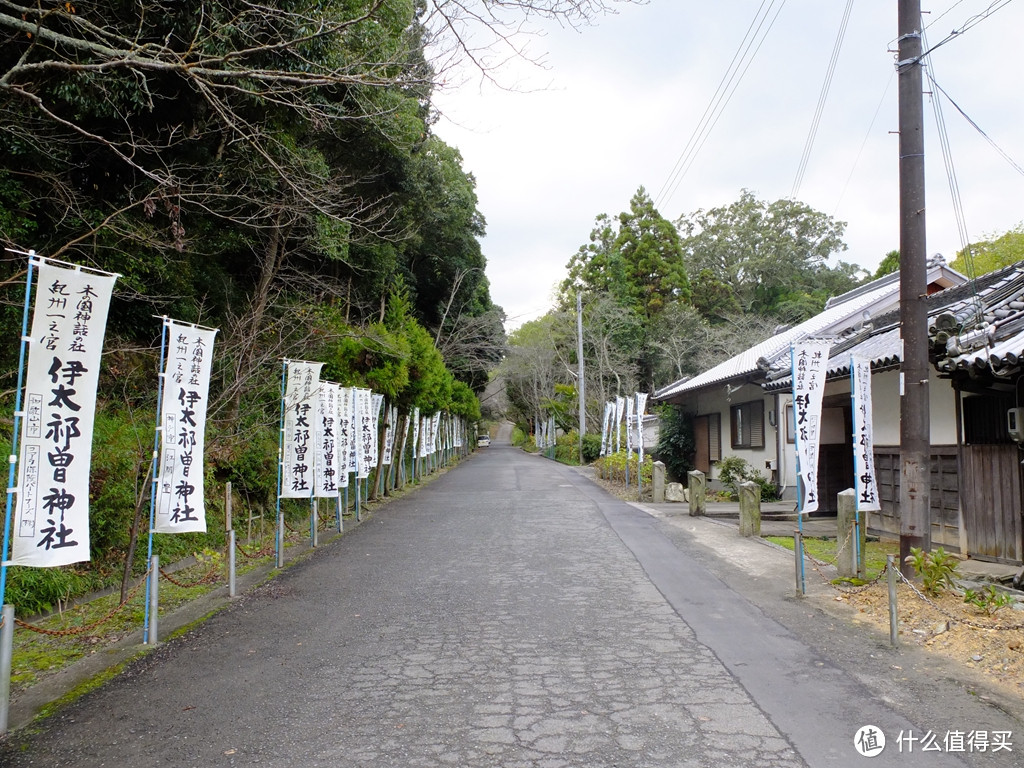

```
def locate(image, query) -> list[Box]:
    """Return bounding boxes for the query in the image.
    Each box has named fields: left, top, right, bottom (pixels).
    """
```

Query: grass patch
left=764, top=534, right=899, bottom=578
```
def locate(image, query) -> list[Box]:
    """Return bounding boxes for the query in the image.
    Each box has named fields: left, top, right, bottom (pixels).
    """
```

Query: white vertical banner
left=432, top=412, right=442, bottom=455
left=626, top=395, right=635, bottom=455
left=315, top=382, right=341, bottom=497
left=636, top=392, right=649, bottom=465
left=419, top=414, right=428, bottom=458
left=355, top=388, right=374, bottom=479
left=155, top=321, right=218, bottom=533
left=382, top=405, right=397, bottom=466
left=454, top=416, right=463, bottom=448
left=607, top=401, right=617, bottom=455
left=851, top=356, right=882, bottom=512
left=614, top=396, right=625, bottom=453
left=336, top=387, right=353, bottom=489
left=281, top=361, right=323, bottom=499
left=791, top=340, right=832, bottom=514
left=599, top=402, right=612, bottom=456
left=369, top=393, right=384, bottom=470
left=12, top=261, right=117, bottom=566
left=411, top=407, right=421, bottom=459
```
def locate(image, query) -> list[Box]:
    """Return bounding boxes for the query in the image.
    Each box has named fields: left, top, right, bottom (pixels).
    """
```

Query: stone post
left=738, top=481, right=761, bottom=537
left=687, top=470, right=706, bottom=517
left=836, top=488, right=854, bottom=578
left=652, top=461, right=666, bottom=503
left=836, top=488, right=866, bottom=578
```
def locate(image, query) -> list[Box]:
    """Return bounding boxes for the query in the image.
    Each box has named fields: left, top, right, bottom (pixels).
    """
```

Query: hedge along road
left=1, top=438, right=1019, bottom=767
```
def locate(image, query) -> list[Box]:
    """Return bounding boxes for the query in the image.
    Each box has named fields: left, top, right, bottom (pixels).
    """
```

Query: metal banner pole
left=228, top=530, right=237, bottom=598
left=0, top=604, right=14, bottom=735
left=143, top=318, right=170, bottom=644
left=274, top=361, right=287, bottom=566
left=0, top=254, right=36, bottom=607
left=147, top=555, right=159, bottom=644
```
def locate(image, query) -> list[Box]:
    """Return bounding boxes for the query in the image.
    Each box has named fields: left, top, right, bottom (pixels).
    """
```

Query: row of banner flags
left=598, top=392, right=649, bottom=459
left=280, top=361, right=465, bottom=501
left=791, top=339, right=880, bottom=515
left=2, top=257, right=467, bottom=573
left=1, top=261, right=882, bottom=570
left=534, top=414, right=556, bottom=450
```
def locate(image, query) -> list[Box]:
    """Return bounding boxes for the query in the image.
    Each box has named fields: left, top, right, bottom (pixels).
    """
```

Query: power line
left=654, top=0, right=788, bottom=211
left=928, top=76, right=1024, bottom=180
left=830, top=72, right=893, bottom=221
left=791, top=0, right=856, bottom=199
left=918, top=0, right=1017, bottom=59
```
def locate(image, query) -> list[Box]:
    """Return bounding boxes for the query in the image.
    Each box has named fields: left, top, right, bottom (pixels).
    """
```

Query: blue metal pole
left=142, top=318, right=170, bottom=643
left=275, top=361, right=287, bottom=564
left=791, top=344, right=806, bottom=595
left=0, top=254, right=37, bottom=607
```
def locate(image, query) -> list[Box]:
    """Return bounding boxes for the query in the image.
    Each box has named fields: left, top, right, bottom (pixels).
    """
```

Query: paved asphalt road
left=1, top=440, right=1021, bottom=767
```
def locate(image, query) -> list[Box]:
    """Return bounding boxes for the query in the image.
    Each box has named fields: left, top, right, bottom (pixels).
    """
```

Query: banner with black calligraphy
left=790, top=340, right=833, bottom=514
left=355, top=388, right=374, bottom=480
left=13, top=261, right=117, bottom=566
left=337, top=387, right=354, bottom=488
left=155, top=321, right=217, bottom=534
left=851, top=356, right=881, bottom=512
left=382, top=405, right=397, bottom=466
left=315, top=382, right=340, bottom=497
left=280, top=361, right=323, bottom=498
left=636, top=392, right=649, bottom=465
left=614, top=397, right=625, bottom=453
left=411, top=407, right=421, bottom=460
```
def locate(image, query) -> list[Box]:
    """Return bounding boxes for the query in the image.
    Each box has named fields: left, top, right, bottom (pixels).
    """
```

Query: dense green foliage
left=950, top=226, right=1024, bottom=278
left=0, top=1, right=541, bottom=611
left=503, top=189, right=863, bottom=475
left=655, top=405, right=694, bottom=482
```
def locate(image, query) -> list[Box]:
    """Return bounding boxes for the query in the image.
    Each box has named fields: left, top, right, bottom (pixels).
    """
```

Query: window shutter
left=709, top=413, right=722, bottom=461
left=750, top=401, right=764, bottom=449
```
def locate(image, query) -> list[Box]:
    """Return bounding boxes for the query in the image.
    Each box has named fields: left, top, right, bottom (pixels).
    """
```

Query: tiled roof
left=761, top=261, right=1024, bottom=389
left=653, top=259, right=966, bottom=402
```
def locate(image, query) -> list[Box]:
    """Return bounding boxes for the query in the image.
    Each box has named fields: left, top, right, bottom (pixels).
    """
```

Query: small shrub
left=713, top=456, right=780, bottom=502
left=582, top=433, right=602, bottom=463
left=904, top=546, right=960, bottom=596
left=963, top=585, right=1014, bottom=615
left=511, top=425, right=534, bottom=450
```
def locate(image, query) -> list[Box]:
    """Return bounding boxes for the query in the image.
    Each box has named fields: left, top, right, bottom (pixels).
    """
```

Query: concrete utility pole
left=897, top=0, right=931, bottom=564
left=577, top=291, right=586, bottom=466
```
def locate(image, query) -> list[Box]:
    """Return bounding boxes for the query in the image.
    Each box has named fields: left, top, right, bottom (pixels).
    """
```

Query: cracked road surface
left=2, top=440, right=1018, bottom=766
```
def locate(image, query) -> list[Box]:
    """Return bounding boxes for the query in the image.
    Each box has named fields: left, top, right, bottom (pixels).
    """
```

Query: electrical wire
left=922, top=27, right=984, bottom=327
left=830, top=72, right=893, bottom=220
left=918, top=0, right=1016, bottom=60
left=654, top=0, right=788, bottom=211
left=791, top=0, right=855, bottom=199
left=928, top=77, right=1024, bottom=181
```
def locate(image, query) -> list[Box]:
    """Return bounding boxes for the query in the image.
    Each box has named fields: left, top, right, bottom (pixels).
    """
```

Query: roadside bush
left=656, top=404, right=694, bottom=481
left=905, top=546, right=959, bottom=596
left=549, top=431, right=603, bottom=465
left=714, top=456, right=780, bottom=502
left=594, top=450, right=653, bottom=485
left=511, top=425, right=531, bottom=448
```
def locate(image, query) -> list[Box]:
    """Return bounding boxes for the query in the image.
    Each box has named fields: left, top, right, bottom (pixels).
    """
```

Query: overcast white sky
left=431, top=0, right=1024, bottom=330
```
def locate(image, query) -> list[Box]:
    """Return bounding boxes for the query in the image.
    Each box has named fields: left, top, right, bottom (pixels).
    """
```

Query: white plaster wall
left=869, top=369, right=958, bottom=447
left=692, top=382, right=778, bottom=484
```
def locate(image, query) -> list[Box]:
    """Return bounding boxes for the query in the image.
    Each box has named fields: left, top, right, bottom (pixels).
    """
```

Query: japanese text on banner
left=791, top=340, right=833, bottom=514
left=13, top=261, right=117, bottom=566
left=155, top=322, right=217, bottom=533
left=851, top=356, right=881, bottom=511
left=281, top=361, right=323, bottom=498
